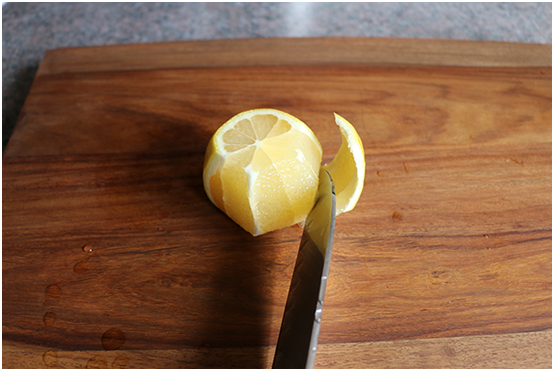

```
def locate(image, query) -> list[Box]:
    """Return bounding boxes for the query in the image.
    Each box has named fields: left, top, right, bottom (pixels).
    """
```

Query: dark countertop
left=2, top=2, right=552, bottom=152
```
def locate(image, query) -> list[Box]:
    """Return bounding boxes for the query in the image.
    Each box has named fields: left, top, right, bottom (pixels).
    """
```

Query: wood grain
left=3, top=329, right=552, bottom=368
left=35, top=37, right=552, bottom=77
left=3, top=38, right=551, bottom=368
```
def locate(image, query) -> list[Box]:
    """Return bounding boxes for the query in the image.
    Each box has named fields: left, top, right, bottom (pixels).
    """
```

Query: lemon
left=203, top=108, right=364, bottom=236
left=203, top=109, right=322, bottom=236
left=323, top=113, right=366, bottom=215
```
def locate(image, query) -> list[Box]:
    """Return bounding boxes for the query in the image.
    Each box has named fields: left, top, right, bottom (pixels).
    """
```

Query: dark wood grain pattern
left=3, top=38, right=552, bottom=368
left=35, top=37, right=552, bottom=76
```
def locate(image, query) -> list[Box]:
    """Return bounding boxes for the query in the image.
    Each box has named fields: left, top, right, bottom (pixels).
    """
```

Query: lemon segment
left=323, top=113, right=366, bottom=215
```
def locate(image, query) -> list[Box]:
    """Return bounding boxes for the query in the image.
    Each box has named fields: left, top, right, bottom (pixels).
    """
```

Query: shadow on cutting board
left=124, top=112, right=274, bottom=368
left=196, top=230, right=275, bottom=368
left=2, top=64, right=39, bottom=153
left=2, top=82, right=277, bottom=367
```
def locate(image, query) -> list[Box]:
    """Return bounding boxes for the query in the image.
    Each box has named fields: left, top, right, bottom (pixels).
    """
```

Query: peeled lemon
left=203, top=108, right=365, bottom=236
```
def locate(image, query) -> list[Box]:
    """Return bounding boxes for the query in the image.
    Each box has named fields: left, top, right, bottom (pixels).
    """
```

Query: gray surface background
left=2, top=2, right=552, bottom=152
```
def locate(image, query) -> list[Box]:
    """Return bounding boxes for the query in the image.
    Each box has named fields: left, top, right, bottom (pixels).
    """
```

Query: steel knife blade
left=272, top=169, right=336, bottom=369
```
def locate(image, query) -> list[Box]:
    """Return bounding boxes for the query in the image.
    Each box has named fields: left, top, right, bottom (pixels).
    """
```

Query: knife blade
left=272, top=169, right=336, bottom=369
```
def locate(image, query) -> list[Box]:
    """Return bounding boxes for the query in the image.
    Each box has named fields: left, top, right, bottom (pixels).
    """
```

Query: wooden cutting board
left=3, top=38, right=552, bottom=368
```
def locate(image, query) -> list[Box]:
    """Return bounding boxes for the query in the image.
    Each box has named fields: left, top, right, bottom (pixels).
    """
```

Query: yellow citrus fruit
left=203, top=109, right=322, bottom=236
left=203, top=108, right=365, bottom=236
left=323, top=113, right=366, bottom=215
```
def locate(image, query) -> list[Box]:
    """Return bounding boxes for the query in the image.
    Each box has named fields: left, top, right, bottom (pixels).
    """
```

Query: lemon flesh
left=203, top=109, right=322, bottom=236
left=203, top=109, right=365, bottom=236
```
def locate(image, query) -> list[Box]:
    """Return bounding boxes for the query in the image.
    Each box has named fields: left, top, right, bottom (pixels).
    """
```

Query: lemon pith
left=203, top=109, right=365, bottom=236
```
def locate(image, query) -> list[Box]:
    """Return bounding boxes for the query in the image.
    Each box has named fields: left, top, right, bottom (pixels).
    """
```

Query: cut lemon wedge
left=203, top=108, right=365, bottom=236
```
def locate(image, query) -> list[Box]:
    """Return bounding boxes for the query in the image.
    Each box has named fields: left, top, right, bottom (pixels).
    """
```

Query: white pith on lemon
left=203, top=109, right=365, bottom=236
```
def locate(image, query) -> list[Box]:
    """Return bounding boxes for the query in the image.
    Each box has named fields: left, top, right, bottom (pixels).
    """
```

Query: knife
left=272, top=169, right=336, bottom=369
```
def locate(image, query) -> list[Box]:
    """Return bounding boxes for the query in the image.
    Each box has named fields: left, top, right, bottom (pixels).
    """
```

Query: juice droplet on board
left=392, top=211, right=403, bottom=220
left=45, top=284, right=62, bottom=298
left=43, top=312, right=57, bottom=326
left=101, top=328, right=126, bottom=350
left=198, top=343, right=211, bottom=353
left=42, top=351, right=58, bottom=367
left=112, top=355, right=130, bottom=369
left=82, top=245, right=93, bottom=253
left=73, top=261, right=90, bottom=273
